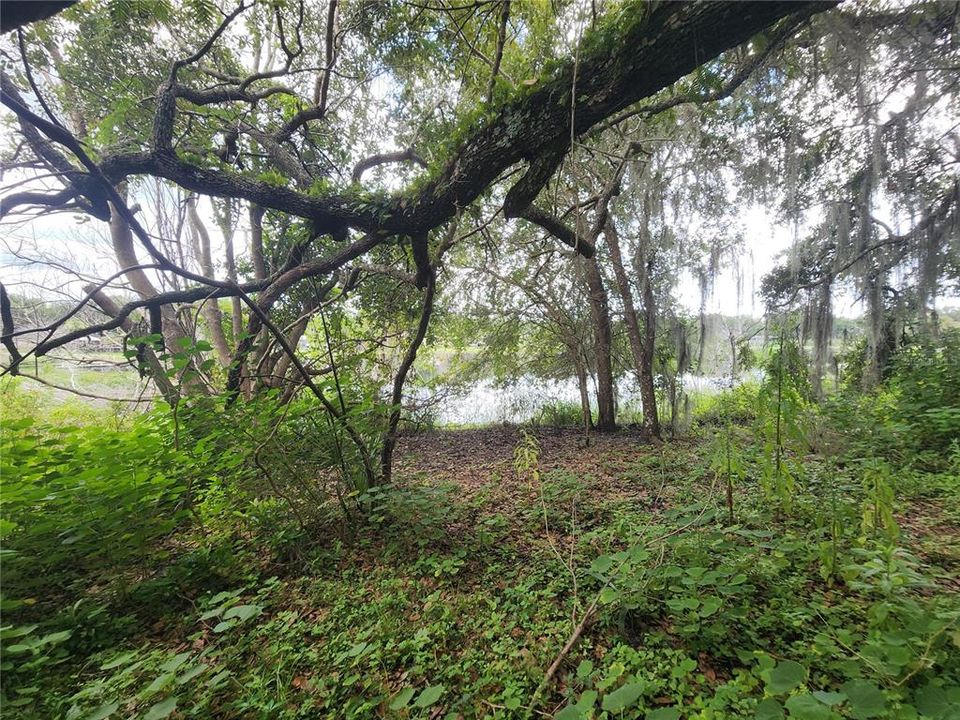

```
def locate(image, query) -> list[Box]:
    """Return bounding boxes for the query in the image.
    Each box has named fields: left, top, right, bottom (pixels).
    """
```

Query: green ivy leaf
left=142, top=696, right=177, bottom=720
left=389, top=688, right=416, bottom=710
left=83, top=701, right=119, bottom=720
left=841, top=680, right=886, bottom=719
left=602, top=682, right=645, bottom=712
left=755, top=698, right=785, bottom=719
left=414, top=684, right=444, bottom=708
left=767, top=660, right=806, bottom=693
left=785, top=693, right=831, bottom=720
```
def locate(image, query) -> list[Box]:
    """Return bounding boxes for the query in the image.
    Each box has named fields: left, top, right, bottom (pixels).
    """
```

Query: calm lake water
left=416, top=375, right=730, bottom=426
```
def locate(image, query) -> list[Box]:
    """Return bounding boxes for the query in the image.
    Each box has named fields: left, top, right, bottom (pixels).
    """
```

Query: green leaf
left=767, top=660, right=806, bottom=693
left=812, top=691, right=846, bottom=706
left=142, top=696, right=177, bottom=720
left=700, top=596, right=723, bottom=617
left=142, top=672, right=175, bottom=697
left=554, top=706, right=584, bottom=720
left=785, top=693, right=831, bottom=720
left=206, top=669, right=232, bottom=688
left=100, top=651, right=138, bottom=670
left=755, top=698, right=785, bottom=719
left=176, top=663, right=207, bottom=685
left=591, top=555, right=613, bottom=573
left=39, top=630, right=72, bottom=645
left=602, top=683, right=645, bottom=712
left=414, top=684, right=444, bottom=708
left=83, top=702, right=119, bottom=720
left=160, top=652, right=191, bottom=673
left=576, top=659, right=594, bottom=679
left=841, top=680, right=886, bottom=719
left=576, top=690, right=598, bottom=711
left=914, top=684, right=955, bottom=718
left=222, top=604, right=262, bottom=622
left=389, top=688, right=416, bottom=710
left=0, top=625, right=37, bottom=640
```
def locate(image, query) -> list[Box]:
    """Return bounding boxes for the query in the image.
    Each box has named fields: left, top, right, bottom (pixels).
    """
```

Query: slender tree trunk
left=603, top=220, right=659, bottom=436
left=185, top=195, right=232, bottom=367
left=582, top=256, right=616, bottom=431
left=217, top=198, right=244, bottom=347
left=249, top=203, right=268, bottom=281
left=575, top=359, right=592, bottom=433
left=108, top=199, right=205, bottom=394
left=246, top=203, right=270, bottom=397
left=728, top=331, right=737, bottom=381
left=380, top=270, right=437, bottom=484
left=270, top=308, right=314, bottom=387
left=639, top=255, right=660, bottom=437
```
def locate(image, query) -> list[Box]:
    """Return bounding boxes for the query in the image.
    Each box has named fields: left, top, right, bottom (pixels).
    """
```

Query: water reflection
left=413, top=374, right=729, bottom=426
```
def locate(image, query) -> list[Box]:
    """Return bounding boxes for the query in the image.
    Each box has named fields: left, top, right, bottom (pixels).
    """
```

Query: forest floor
left=17, top=425, right=960, bottom=719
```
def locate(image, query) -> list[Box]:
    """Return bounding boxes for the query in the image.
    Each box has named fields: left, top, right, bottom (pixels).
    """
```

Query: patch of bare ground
left=898, top=499, right=960, bottom=591
left=391, top=427, right=698, bottom=547
left=393, top=425, right=663, bottom=493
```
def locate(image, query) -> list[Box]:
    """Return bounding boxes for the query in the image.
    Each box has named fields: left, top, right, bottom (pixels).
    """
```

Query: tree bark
left=575, top=359, right=592, bottom=433
left=380, top=267, right=436, bottom=484
left=215, top=198, right=244, bottom=346
left=185, top=194, right=232, bottom=368
left=109, top=202, right=193, bottom=358
left=14, top=3, right=833, bottom=242
left=249, top=203, right=268, bottom=281
left=1, top=1, right=74, bottom=33
left=603, top=220, right=659, bottom=436
left=582, top=256, right=616, bottom=431
left=639, top=255, right=659, bottom=436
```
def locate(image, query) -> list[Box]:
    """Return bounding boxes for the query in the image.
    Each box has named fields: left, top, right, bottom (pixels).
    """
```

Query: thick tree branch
left=351, top=148, right=428, bottom=183
left=0, top=283, right=23, bottom=372
left=4, top=2, right=837, bottom=242
left=518, top=205, right=595, bottom=257
left=1, top=1, right=74, bottom=33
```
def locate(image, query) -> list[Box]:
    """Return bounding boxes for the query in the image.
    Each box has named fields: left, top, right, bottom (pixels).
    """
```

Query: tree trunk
left=217, top=198, right=245, bottom=347
left=639, top=256, right=660, bottom=437
left=603, top=220, right=659, bottom=436
left=582, top=256, right=616, bottom=431
left=249, top=203, right=268, bottom=281
left=245, top=203, right=268, bottom=397
left=575, top=359, right=592, bottom=432
left=380, top=268, right=436, bottom=484
left=186, top=195, right=232, bottom=368
left=108, top=201, right=205, bottom=395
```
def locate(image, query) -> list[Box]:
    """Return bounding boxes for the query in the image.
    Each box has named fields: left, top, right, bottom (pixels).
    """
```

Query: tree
left=1, top=0, right=836, bottom=481
left=752, top=1, right=959, bottom=390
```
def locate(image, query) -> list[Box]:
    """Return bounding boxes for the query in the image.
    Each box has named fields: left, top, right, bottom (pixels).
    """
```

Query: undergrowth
left=1, top=337, right=959, bottom=719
